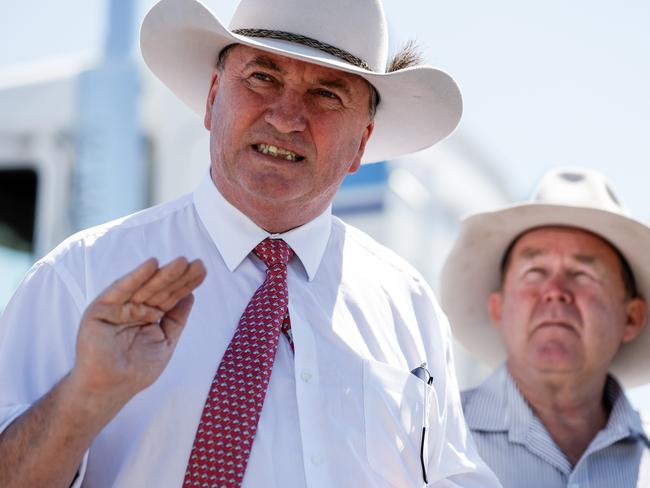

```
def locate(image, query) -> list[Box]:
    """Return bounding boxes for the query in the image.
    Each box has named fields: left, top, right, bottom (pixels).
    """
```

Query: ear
left=348, top=122, right=374, bottom=174
left=204, top=69, right=220, bottom=131
left=488, top=291, right=504, bottom=329
left=621, top=297, right=647, bottom=344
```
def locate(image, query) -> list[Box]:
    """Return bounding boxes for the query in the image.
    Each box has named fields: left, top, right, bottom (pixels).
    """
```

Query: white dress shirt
left=0, top=173, right=500, bottom=487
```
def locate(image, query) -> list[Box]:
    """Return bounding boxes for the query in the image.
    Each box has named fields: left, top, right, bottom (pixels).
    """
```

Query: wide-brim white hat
left=441, top=167, right=650, bottom=387
left=140, top=0, right=462, bottom=164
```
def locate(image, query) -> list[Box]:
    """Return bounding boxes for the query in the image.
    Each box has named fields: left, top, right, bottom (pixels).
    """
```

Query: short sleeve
left=0, top=261, right=84, bottom=432
left=0, top=261, right=90, bottom=486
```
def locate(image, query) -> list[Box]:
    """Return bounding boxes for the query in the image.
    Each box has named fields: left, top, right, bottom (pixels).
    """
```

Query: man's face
left=204, top=45, right=374, bottom=232
left=488, top=226, right=646, bottom=380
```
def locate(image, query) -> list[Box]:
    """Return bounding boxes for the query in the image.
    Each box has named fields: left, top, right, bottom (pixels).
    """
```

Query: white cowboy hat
left=441, top=167, right=650, bottom=387
left=140, top=0, right=462, bottom=164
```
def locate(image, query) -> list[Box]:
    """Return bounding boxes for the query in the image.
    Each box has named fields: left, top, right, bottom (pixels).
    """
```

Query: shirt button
left=300, top=371, right=312, bottom=382
left=311, top=454, right=323, bottom=466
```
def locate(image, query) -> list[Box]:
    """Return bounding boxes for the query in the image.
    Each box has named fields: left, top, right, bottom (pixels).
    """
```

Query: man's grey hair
left=387, top=40, right=424, bottom=73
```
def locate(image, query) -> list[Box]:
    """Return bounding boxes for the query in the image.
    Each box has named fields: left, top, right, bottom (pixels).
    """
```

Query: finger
left=89, top=302, right=165, bottom=327
left=160, top=294, right=195, bottom=345
left=96, top=259, right=159, bottom=305
left=130, top=257, right=190, bottom=305
left=146, top=260, right=207, bottom=311
left=156, top=271, right=206, bottom=311
left=137, top=258, right=205, bottom=309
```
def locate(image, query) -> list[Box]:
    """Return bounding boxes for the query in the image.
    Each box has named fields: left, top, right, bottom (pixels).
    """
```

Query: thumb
left=160, top=294, right=195, bottom=345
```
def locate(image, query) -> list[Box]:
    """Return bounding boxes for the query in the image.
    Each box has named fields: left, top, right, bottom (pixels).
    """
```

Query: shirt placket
left=566, top=472, right=589, bottom=488
left=288, top=302, right=333, bottom=488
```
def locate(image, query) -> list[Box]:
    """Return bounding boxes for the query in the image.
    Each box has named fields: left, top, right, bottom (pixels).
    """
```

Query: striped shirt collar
left=465, top=364, right=649, bottom=445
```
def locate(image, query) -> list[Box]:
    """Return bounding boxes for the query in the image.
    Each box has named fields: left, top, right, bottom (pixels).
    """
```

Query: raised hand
left=0, top=257, right=206, bottom=487
left=70, top=257, right=207, bottom=403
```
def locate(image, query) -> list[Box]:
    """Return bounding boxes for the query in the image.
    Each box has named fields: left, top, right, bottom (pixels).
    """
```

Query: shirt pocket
left=362, top=358, right=436, bottom=488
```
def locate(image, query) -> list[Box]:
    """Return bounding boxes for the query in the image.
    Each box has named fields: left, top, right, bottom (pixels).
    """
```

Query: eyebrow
left=518, top=247, right=600, bottom=266
left=518, top=247, right=545, bottom=260
left=244, top=55, right=287, bottom=75
left=572, top=254, right=598, bottom=265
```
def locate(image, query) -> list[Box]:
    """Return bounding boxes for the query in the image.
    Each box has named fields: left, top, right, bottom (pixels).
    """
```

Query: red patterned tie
left=183, top=238, right=293, bottom=487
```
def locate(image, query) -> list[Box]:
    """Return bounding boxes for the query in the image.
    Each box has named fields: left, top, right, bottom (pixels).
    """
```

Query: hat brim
left=440, top=202, right=650, bottom=388
left=140, top=0, right=462, bottom=164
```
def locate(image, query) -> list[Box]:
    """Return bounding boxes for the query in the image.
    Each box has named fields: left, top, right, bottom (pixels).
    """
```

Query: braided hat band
left=233, top=28, right=371, bottom=71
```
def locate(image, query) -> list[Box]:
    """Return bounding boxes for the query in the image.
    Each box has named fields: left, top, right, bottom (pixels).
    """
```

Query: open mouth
left=253, top=143, right=305, bottom=162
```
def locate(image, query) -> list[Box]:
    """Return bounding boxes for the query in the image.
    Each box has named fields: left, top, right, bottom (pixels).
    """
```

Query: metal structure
left=72, top=0, right=144, bottom=230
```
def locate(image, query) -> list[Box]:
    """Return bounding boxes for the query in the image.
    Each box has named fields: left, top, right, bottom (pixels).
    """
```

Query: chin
left=251, top=188, right=304, bottom=207
left=533, top=361, right=580, bottom=375
left=247, top=173, right=305, bottom=197
left=531, top=350, right=582, bottom=374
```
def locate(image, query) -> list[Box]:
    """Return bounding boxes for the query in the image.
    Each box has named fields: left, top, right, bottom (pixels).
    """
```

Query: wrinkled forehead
left=227, top=44, right=368, bottom=84
left=221, top=44, right=373, bottom=94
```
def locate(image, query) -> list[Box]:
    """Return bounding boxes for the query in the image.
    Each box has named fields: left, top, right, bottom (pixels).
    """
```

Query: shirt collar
left=193, top=172, right=332, bottom=281
left=465, top=364, right=649, bottom=444
left=602, top=376, right=649, bottom=444
left=464, top=365, right=522, bottom=433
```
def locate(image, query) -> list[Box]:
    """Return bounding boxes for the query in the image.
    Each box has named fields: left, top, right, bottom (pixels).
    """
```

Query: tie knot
left=253, top=238, right=293, bottom=269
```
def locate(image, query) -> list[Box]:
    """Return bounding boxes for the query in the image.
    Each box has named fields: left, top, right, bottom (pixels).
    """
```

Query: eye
left=251, top=72, right=275, bottom=83
left=569, top=270, right=593, bottom=282
left=522, top=267, right=546, bottom=281
left=319, top=89, right=339, bottom=99
left=312, top=88, right=342, bottom=102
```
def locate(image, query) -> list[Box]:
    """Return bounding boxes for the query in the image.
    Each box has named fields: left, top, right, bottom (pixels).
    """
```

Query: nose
left=264, top=89, right=307, bottom=133
left=542, top=276, right=573, bottom=304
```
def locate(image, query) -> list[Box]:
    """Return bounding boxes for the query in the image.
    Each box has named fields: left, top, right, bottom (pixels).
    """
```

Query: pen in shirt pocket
left=411, top=363, right=433, bottom=484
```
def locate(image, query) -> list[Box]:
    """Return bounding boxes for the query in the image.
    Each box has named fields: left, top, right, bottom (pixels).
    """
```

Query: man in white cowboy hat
left=441, top=167, right=650, bottom=487
left=0, top=0, right=500, bottom=486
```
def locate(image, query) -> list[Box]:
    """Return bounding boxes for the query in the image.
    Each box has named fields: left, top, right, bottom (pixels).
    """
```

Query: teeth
left=256, top=143, right=301, bottom=162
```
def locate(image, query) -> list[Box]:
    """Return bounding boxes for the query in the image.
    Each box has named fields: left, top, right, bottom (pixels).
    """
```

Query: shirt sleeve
left=419, top=289, right=502, bottom=488
left=0, top=260, right=89, bottom=487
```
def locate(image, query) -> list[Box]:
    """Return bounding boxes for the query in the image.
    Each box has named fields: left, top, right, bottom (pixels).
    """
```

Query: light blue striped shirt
left=462, top=366, right=650, bottom=488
